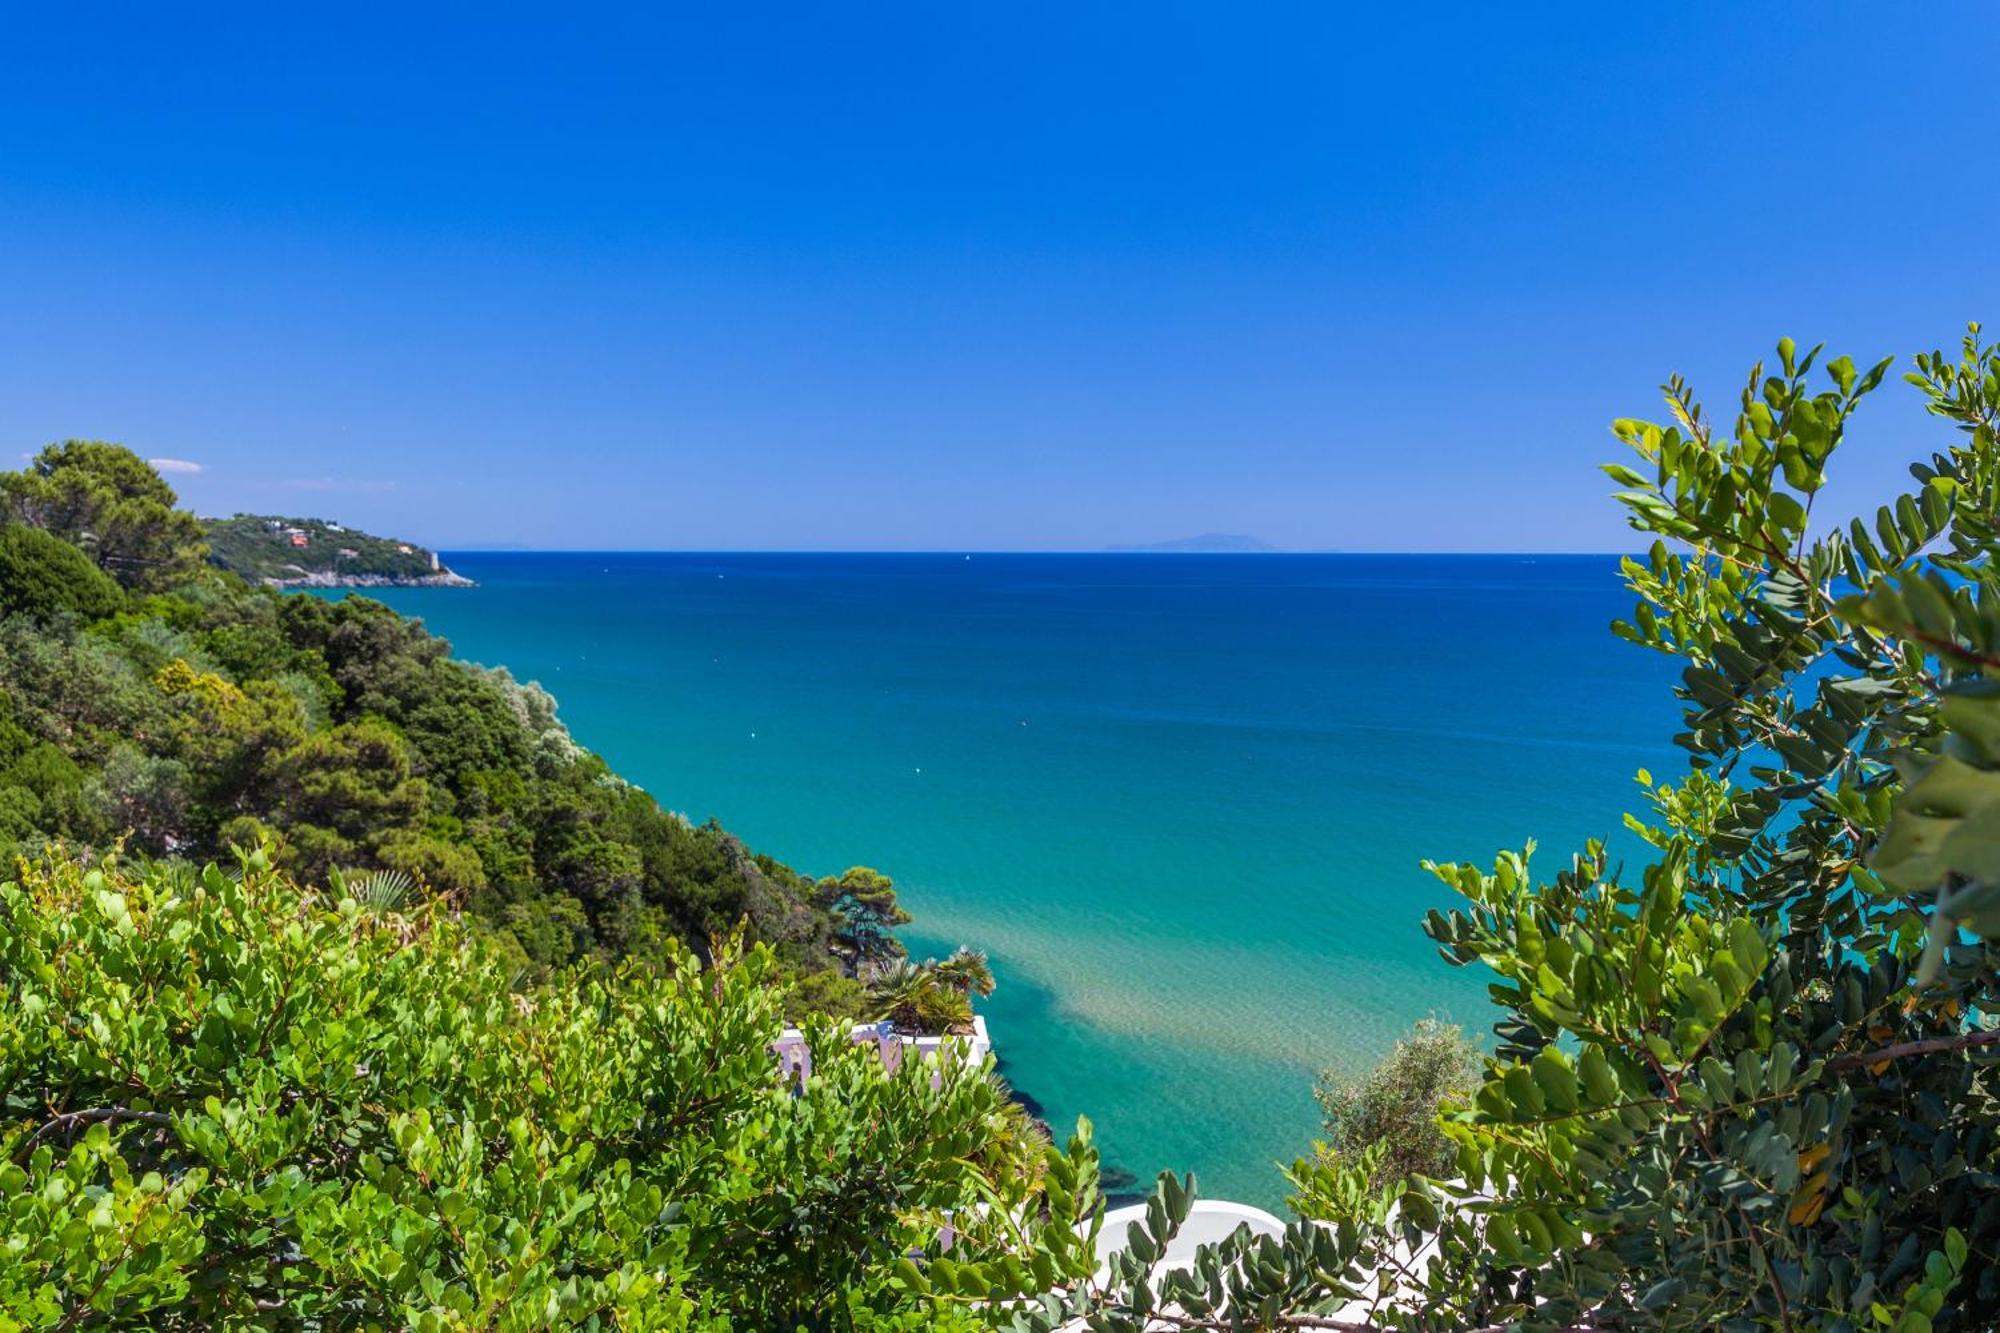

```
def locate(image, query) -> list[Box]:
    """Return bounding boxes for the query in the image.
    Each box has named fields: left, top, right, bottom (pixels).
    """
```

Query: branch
left=14, top=1105, right=172, bottom=1161
left=1128, top=1310, right=1611, bottom=1332
left=1890, top=625, right=2000, bottom=672
left=1826, top=1026, right=2000, bottom=1072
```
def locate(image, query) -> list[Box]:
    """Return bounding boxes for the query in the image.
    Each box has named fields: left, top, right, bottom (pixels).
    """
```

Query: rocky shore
left=263, top=569, right=476, bottom=589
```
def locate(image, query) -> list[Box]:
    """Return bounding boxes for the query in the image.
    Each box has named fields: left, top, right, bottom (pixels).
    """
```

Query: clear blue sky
left=3, top=5, right=1995, bottom=551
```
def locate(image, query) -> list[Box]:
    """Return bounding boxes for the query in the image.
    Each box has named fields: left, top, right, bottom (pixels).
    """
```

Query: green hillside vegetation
left=0, top=850, right=1094, bottom=1330
left=0, top=441, right=896, bottom=1006
left=204, top=513, right=456, bottom=583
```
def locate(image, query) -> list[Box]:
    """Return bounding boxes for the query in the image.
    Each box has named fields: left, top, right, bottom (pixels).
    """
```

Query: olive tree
left=1297, top=1018, right=1482, bottom=1197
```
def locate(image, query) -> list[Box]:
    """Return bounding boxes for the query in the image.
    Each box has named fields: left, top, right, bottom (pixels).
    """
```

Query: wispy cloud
left=149, top=457, right=204, bottom=474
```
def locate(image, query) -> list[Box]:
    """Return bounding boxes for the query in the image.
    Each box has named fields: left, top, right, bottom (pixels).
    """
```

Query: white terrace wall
left=772, top=1014, right=992, bottom=1086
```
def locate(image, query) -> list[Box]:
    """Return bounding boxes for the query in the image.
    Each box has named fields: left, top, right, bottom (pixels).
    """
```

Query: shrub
left=0, top=523, right=124, bottom=622
left=0, top=848, right=1104, bottom=1329
left=1297, top=1018, right=1480, bottom=1196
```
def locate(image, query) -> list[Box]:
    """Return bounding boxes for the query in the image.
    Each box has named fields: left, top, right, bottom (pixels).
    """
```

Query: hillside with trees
left=203, top=512, right=471, bottom=586
left=0, top=441, right=899, bottom=1005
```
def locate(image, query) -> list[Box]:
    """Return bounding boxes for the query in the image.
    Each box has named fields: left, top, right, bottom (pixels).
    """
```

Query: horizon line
left=433, top=547, right=1642, bottom=557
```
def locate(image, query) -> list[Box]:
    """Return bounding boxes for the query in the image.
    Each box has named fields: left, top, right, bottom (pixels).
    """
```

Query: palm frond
left=345, top=867, right=416, bottom=915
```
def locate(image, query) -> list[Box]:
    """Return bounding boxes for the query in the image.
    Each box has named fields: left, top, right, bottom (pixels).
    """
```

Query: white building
left=771, top=1015, right=991, bottom=1085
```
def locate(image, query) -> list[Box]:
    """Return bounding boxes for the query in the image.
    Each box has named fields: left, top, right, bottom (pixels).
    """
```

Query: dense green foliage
left=0, top=525, right=124, bottom=623
left=0, top=850, right=1101, bottom=1330
left=204, top=514, right=458, bottom=584
left=0, top=441, right=207, bottom=591
left=0, top=444, right=898, bottom=984
left=867, top=948, right=997, bottom=1035
left=1296, top=1019, right=1481, bottom=1197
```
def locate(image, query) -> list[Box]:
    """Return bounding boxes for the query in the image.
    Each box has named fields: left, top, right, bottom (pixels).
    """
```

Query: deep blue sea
left=353, top=553, right=1681, bottom=1205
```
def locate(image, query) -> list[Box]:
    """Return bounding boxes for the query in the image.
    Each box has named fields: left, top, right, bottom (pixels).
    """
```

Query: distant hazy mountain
left=1106, top=533, right=1280, bottom=553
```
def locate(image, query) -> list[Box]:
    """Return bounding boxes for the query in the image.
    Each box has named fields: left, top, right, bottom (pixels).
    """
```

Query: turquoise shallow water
left=353, top=553, right=1680, bottom=1205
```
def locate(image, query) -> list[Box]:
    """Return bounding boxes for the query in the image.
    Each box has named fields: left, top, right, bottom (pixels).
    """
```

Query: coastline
left=260, top=569, right=477, bottom=589
left=350, top=551, right=1670, bottom=1203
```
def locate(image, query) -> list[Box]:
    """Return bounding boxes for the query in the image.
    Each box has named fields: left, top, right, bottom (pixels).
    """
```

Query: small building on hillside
left=771, top=1016, right=991, bottom=1088
left=288, top=532, right=309, bottom=548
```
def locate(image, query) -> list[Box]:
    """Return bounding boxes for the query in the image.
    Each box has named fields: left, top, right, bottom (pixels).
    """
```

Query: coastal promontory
left=204, top=513, right=473, bottom=587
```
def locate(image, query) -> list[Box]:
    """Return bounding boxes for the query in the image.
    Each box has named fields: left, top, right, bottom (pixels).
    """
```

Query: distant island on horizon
left=1105, top=533, right=1281, bottom=553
